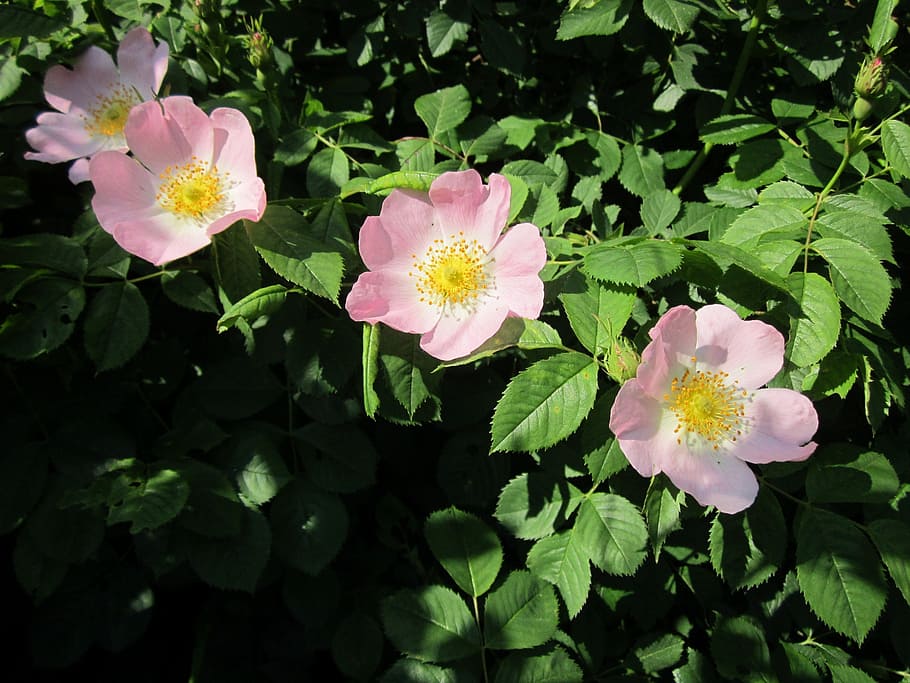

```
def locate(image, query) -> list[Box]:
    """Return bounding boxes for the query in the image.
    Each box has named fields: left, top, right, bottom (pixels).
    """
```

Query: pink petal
left=358, top=191, right=437, bottom=271
left=496, top=275, right=544, bottom=319
left=109, top=211, right=213, bottom=265
left=124, top=97, right=209, bottom=174
left=24, top=111, right=99, bottom=163
left=419, top=298, right=510, bottom=360
left=90, top=151, right=159, bottom=225
left=636, top=305, right=697, bottom=399
left=429, top=170, right=509, bottom=252
left=661, top=446, right=759, bottom=514
left=733, top=388, right=818, bottom=464
left=694, top=304, right=784, bottom=388
left=43, top=48, right=118, bottom=114
left=116, top=27, right=169, bottom=98
left=68, top=157, right=91, bottom=184
left=489, top=223, right=546, bottom=278
left=345, top=271, right=440, bottom=334
left=209, top=108, right=258, bottom=181
left=611, top=379, right=679, bottom=477
left=206, top=178, right=268, bottom=236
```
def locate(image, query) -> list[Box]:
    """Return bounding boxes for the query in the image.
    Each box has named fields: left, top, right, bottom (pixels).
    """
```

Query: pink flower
left=24, top=27, right=169, bottom=184
left=345, top=170, right=546, bottom=361
left=609, top=304, right=818, bottom=514
left=89, top=96, right=266, bottom=265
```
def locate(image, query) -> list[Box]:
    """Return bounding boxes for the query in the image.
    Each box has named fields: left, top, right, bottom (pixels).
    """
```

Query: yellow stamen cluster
left=410, top=232, right=491, bottom=309
left=84, top=84, right=140, bottom=137
left=156, top=156, right=228, bottom=222
left=665, top=359, right=749, bottom=450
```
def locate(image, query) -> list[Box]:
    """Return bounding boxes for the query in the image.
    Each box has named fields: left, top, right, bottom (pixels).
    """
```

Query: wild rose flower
left=89, top=96, right=266, bottom=265
left=609, top=304, right=818, bottom=514
left=24, top=27, right=169, bottom=184
left=345, top=170, right=546, bottom=361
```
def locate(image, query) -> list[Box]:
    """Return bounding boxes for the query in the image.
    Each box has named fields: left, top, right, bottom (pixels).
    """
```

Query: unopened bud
left=242, top=17, right=273, bottom=69
left=854, top=55, right=888, bottom=99
left=605, top=337, right=640, bottom=384
left=853, top=96, right=875, bottom=122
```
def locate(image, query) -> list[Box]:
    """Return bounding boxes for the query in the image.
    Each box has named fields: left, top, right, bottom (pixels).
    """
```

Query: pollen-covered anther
left=667, top=368, right=750, bottom=448
left=84, top=83, right=141, bottom=137
left=410, top=236, right=491, bottom=309
left=156, top=156, right=232, bottom=222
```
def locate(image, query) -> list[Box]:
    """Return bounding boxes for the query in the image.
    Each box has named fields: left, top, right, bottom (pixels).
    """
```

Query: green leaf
left=559, top=274, right=635, bottom=355
left=805, top=445, right=899, bottom=504
left=490, top=352, right=598, bottom=453
left=306, top=147, right=349, bottom=197
left=699, top=115, right=776, bottom=145
left=0, top=278, right=85, bottom=360
left=226, top=432, right=292, bottom=505
left=673, top=648, right=718, bottom=683
left=425, top=9, right=470, bottom=57
left=786, top=272, right=841, bottom=368
left=586, top=131, right=622, bottom=181
left=83, top=281, right=149, bottom=371
left=526, top=529, right=591, bottom=618
left=381, top=585, right=480, bottom=662
left=688, top=239, right=789, bottom=293
left=484, top=571, right=559, bottom=650
left=828, top=664, right=878, bottom=683
left=708, top=487, right=786, bottom=590
left=643, top=0, right=699, bottom=33
left=380, top=328, right=439, bottom=419
left=811, top=238, right=891, bottom=324
left=331, top=613, right=384, bottom=681
left=815, top=208, right=893, bottom=264
left=188, top=506, right=271, bottom=593
left=575, top=493, right=648, bottom=575
left=866, top=519, right=910, bottom=606
left=106, top=466, right=190, bottom=533
left=494, top=647, right=583, bottom=683
left=495, top=472, right=583, bottom=541
left=869, top=0, right=899, bottom=52
left=618, top=144, right=665, bottom=197
left=0, top=234, right=87, bottom=279
left=295, top=422, right=377, bottom=493
left=635, top=633, right=685, bottom=673
left=644, top=476, right=683, bottom=560
left=216, top=284, right=289, bottom=332
left=246, top=205, right=344, bottom=303
left=161, top=271, right=219, bottom=314
left=557, top=0, right=631, bottom=39
left=641, top=189, right=681, bottom=235
left=0, top=5, right=67, bottom=37
left=381, top=659, right=462, bottom=683
left=500, top=160, right=558, bottom=190
left=271, top=478, right=348, bottom=575
left=439, top=318, right=563, bottom=368
left=415, top=85, right=471, bottom=138
left=710, top=615, right=774, bottom=683
left=881, top=120, right=910, bottom=180
left=274, top=129, right=318, bottom=166
left=362, top=323, right=381, bottom=418
left=212, top=222, right=261, bottom=303
left=583, top=240, right=683, bottom=286
left=796, top=508, right=887, bottom=643
left=425, top=507, right=503, bottom=597
left=720, top=204, right=807, bottom=247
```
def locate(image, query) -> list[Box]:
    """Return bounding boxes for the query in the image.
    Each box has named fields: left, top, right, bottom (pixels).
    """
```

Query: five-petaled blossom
left=609, top=304, right=818, bottom=514
left=89, top=96, right=266, bottom=265
left=24, top=27, right=169, bottom=184
left=345, top=170, right=546, bottom=361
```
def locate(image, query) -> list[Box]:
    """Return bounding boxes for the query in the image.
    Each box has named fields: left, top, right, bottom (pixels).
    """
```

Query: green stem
left=801, top=131, right=854, bottom=273
left=472, top=595, right=489, bottom=683
left=673, top=0, right=768, bottom=195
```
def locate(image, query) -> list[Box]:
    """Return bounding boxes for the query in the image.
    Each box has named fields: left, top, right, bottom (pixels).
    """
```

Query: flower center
left=156, top=157, right=230, bottom=221
left=85, top=84, right=140, bottom=137
left=665, top=363, right=750, bottom=449
left=410, top=233, right=492, bottom=309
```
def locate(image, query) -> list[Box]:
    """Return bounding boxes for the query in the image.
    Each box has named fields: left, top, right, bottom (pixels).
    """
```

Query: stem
left=472, top=595, right=489, bottom=683
left=801, top=132, right=853, bottom=273
left=673, top=0, right=768, bottom=195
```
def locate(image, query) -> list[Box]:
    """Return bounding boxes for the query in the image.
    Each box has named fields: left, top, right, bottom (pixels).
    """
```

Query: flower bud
left=242, top=17, right=273, bottom=69
left=853, top=96, right=875, bottom=122
left=854, top=55, right=888, bottom=99
left=605, top=337, right=640, bottom=384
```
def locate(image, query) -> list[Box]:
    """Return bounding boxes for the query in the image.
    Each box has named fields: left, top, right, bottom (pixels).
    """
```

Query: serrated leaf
left=212, top=223, right=261, bottom=303
left=0, top=234, right=87, bottom=279
left=583, top=240, right=682, bottom=286
left=700, top=115, right=776, bottom=144
left=556, top=0, right=631, bottom=40
left=811, top=237, right=891, bottom=324
left=381, top=659, right=462, bottom=683
left=805, top=445, right=898, bottom=504
left=415, top=85, right=471, bottom=139
left=641, top=189, right=681, bottom=235
left=526, top=529, right=591, bottom=618
left=866, top=519, right=910, bottom=606
left=162, top=270, right=219, bottom=314
left=380, top=328, right=439, bottom=418
left=688, top=239, right=790, bottom=293
left=490, top=352, right=598, bottom=453
left=708, top=487, right=786, bottom=591
left=575, top=493, right=648, bottom=575
left=786, top=272, right=840, bottom=368
left=710, top=615, right=774, bottom=682
left=362, top=323, right=381, bottom=418
left=494, top=647, right=584, bottom=683
left=271, top=478, right=348, bottom=575
left=83, top=281, right=149, bottom=371
left=643, top=0, right=699, bottom=33
left=635, top=633, right=685, bottom=673
left=381, top=585, right=480, bottom=662
left=484, top=571, right=559, bottom=650
left=796, top=508, right=887, bottom=643
left=106, top=467, right=189, bottom=533
left=495, top=472, right=583, bottom=541
left=559, top=273, right=635, bottom=355
left=188, top=506, right=270, bottom=592
left=0, top=278, right=85, bottom=360
left=828, top=664, right=878, bottom=683
left=619, top=144, right=665, bottom=197
left=881, top=120, right=910, bottom=180
left=0, top=5, right=67, bottom=38
left=425, top=507, right=502, bottom=597
left=644, top=477, right=682, bottom=560
left=500, top=160, right=558, bottom=190
left=217, top=284, right=289, bottom=332
left=245, top=205, right=344, bottom=303
left=425, top=9, right=470, bottom=57
left=274, top=129, right=318, bottom=166
left=227, top=433, right=292, bottom=505
left=306, top=147, right=349, bottom=197
left=721, top=204, right=807, bottom=247
left=814, top=211, right=894, bottom=264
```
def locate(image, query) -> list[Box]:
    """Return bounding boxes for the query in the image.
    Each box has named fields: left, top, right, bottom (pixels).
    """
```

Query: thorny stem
left=472, top=595, right=489, bottom=683
left=673, top=0, right=768, bottom=196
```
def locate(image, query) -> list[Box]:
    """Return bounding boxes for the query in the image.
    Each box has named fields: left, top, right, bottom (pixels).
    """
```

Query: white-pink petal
left=636, top=305, right=697, bottom=399
left=116, top=27, right=169, bottom=99
left=419, top=297, right=511, bottom=361
left=661, top=445, right=759, bottom=514
left=123, top=97, right=204, bottom=174
left=611, top=379, right=677, bottom=477
left=694, top=304, right=784, bottom=388
left=429, top=170, right=507, bottom=251
left=733, top=388, right=818, bottom=464
left=345, top=271, right=440, bottom=333
left=43, top=47, right=118, bottom=114
left=358, top=193, right=437, bottom=271
left=24, top=111, right=99, bottom=163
